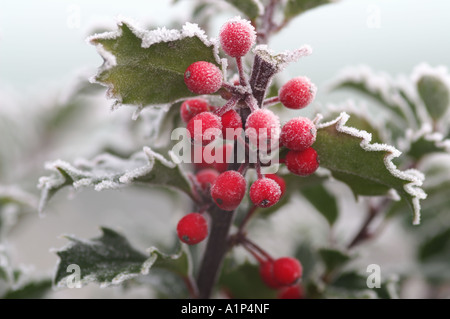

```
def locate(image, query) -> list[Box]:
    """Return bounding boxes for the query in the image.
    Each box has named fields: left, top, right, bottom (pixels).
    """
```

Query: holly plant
left=4, top=0, right=444, bottom=299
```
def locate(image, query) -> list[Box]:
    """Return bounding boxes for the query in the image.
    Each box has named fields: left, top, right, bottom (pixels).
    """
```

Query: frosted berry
left=177, top=213, right=208, bottom=245
left=265, top=174, right=286, bottom=197
left=245, top=109, right=280, bottom=147
left=187, top=112, right=222, bottom=146
left=285, top=147, right=319, bottom=176
left=211, top=170, right=246, bottom=211
left=250, top=178, right=281, bottom=208
left=280, top=117, right=316, bottom=151
left=196, top=168, right=219, bottom=190
left=273, top=257, right=303, bottom=286
left=278, top=285, right=304, bottom=299
left=213, top=143, right=234, bottom=173
left=221, top=109, right=243, bottom=140
left=279, top=77, right=316, bottom=109
left=219, top=17, right=256, bottom=58
left=259, top=261, right=283, bottom=289
left=184, top=61, right=223, bottom=94
left=180, top=98, right=210, bottom=123
left=192, top=144, right=233, bottom=172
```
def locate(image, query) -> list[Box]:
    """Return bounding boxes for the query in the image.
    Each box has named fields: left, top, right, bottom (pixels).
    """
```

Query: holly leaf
left=330, top=271, right=400, bottom=299
left=329, top=66, right=417, bottom=126
left=314, top=112, right=427, bottom=225
left=284, top=0, right=335, bottom=22
left=54, top=227, right=190, bottom=288
left=318, top=248, right=352, bottom=274
left=224, top=0, right=263, bottom=20
left=417, top=75, right=450, bottom=121
left=89, top=19, right=221, bottom=117
left=218, top=261, right=277, bottom=299
left=418, top=228, right=450, bottom=262
left=301, top=184, right=338, bottom=226
left=2, top=279, right=52, bottom=299
left=38, top=147, right=192, bottom=214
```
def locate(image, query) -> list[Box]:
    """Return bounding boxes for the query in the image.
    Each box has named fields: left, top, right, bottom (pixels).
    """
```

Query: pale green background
left=0, top=0, right=448, bottom=298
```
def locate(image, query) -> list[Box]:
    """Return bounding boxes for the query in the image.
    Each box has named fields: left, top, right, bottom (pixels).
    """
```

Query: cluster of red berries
left=259, top=257, right=303, bottom=298
left=175, top=17, right=316, bottom=298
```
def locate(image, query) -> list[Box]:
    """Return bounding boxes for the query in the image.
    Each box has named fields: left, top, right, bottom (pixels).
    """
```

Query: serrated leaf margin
left=316, top=112, right=427, bottom=225
left=87, top=17, right=224, bottom=117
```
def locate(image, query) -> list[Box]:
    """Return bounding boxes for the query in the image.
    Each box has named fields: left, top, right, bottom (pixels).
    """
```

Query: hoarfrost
left=327, top=65, right=418, bottom=128
left=253, top=44, right=312, bottom=72
left=37, top=146, right=187, bottom=215
left=316, top=112, right=427, bottom=225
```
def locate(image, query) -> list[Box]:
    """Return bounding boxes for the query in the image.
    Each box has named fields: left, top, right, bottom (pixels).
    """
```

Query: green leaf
left=417, top=75, right=450, bottom=121
left=301, top=185, right=338, bottom=226
left=2, top=279, right=52, bottom=299
left=315, top=112, right=427, bottom=225
left=419, top=228, right=450, bottom=262
left=38, top=147, right=192, bottom=214
left=284, top=0, right=334, bottom=22
left=407, top=134, right=449, bottom=160
left=330, top=67, right=415, bottom=125
left=258, top=173, right=328, bottom=218
left=54, top=227, right=189, bottom=288
left=218, top=261, right=277, bottom=299
left=224, top=0, right=263, bottom=19
left=89, top=20, right=220, bottom=115
left=330, top=271, right=400, bottom=299
left=318, top=248, right=351, bottom=274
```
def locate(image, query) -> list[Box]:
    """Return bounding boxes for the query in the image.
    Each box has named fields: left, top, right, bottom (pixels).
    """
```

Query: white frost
left=326, top=65, right=418, bottom=128
left=316, top=112, right=427, bottom=225
left=38, top=147, right=187, bottom=215
left=253, top=44, right=312, bottom=72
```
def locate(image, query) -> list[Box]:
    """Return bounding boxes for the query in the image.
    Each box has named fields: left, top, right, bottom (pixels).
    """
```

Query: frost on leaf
left=314, top=112, right=427, bottom=225
left=412, top=63, right=450, bottom=121
left=253, top=45, right=312, bottom=73
left=328, top=65, right=419, bottom=128
left=37, top=147, right=192, bottom=214
left=404, top=123, right=450, bottom=160
left=88, top=18, right=221, bottom=117
left=54, top=227, right=190, bottom=288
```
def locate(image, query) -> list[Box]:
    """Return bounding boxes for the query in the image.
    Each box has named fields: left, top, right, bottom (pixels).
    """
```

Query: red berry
left=278, top=285, right=304, bottom=299
left=219, top=17, right=256, bottom=58
left=285, top=147, right=319, bottom=176
left=211, top=171, right=246, bottom=211
left=180, top=98, right=210, bottom=123
left=265, top=174, right=286, bottom=197
left=221, top=110, right=243, bottom=140
left=250, top=178, right=281, bottom=208
left=245, top=109, right=280, bottom=147
left=213, top=143, right=234, bottom=172
left=280, top=117, right=316, bottom=151
left=279, top=77, right=316, bottom=109
left=187, top=112, right=222, bottom=146
left=177, top=213, right=208, bottom=245
left=192, top=144, right=233, bottom=172
left=184, top=61, right=223, bottom=94
left=273, top=257, right=303, bottom=286
left=259, top=261, right=283, bottom=289
left=196, top=168, right=219, bottom=190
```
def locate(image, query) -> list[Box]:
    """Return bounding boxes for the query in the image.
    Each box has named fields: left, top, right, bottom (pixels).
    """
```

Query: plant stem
left=347, top=198, right=390, bottom=249
left=196, top=204, right=236, bottom=298
left=236, top=56, right=249, bottom=87
left=196, top=111, right=249, bottom=299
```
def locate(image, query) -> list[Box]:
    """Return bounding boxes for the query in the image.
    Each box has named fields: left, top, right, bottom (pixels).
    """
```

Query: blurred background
left=0, top=0, right=449, bottom=298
